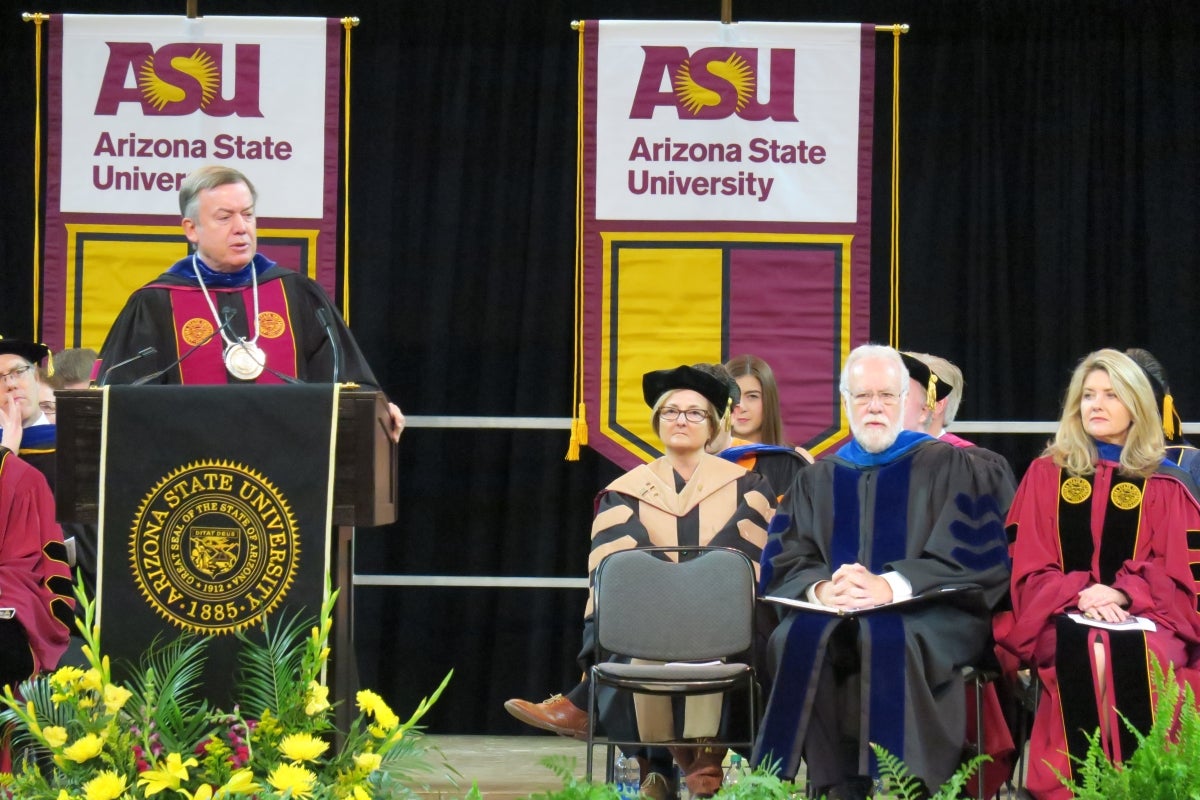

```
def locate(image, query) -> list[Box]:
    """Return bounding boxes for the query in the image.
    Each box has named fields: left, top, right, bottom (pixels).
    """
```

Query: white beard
left=851, top=416, right=902, bottom=454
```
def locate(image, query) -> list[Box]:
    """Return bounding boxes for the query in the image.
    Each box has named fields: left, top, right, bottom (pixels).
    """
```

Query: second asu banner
left=581, top=21, right=875, bottom=468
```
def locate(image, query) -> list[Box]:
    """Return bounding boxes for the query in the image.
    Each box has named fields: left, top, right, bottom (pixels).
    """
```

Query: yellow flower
left=63, top=733, right=105, bottom=763
left=349, top=786, right=372, bottom=800
left=376, top=706, right=399, bottom=730
left=50, top=665, right=85, bottom=690
left=25, top=700, right=43, bottom=737
left=103, top=683, right=133, bottom=712
left=56, top=791, right=71, bottom=800
left=184, top=786, right=213, bottom=800
left=215, top=768, right=261, bottom=796
left=78, top=696, right=96, bottom=710
left=353, top=751, right=382, bottom=773
left=82, top=770, right=128, bottom=800
left=305, top=680, right=330, bottom=716
left=267, top=762, right=317, bottom=799
left=356, top=689, right=385, bottom=716
left=138, top=751, right=198, bottom=794
left=279, top=732, right=329, bottom=763
left=80, top=668, right=104, bottom=693
left=42, top=725, right=69, bottom=748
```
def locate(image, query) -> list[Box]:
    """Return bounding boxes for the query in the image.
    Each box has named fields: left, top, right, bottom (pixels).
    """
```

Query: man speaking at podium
left=97, top=165, right=405, bottom=443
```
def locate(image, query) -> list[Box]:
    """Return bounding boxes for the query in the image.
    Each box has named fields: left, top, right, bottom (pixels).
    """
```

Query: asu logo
left=181, top=317, right=214, bottom=346
left=95, top=42, right=263, bottom=117
left=630, top=46, right=798, bottom=121
left=129, top=459, right=299, bottom=635
left=257, top=311, right=287, bottom=339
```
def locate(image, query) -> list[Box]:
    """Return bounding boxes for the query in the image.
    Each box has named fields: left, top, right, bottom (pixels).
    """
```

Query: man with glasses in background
left=754, top=344, right=1013, bottom=800
left=0, top=337, right=58, bottom=485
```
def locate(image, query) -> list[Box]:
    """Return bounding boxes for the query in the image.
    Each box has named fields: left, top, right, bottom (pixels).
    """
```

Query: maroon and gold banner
left=42, top=15, right=342, bottom=351
left=579, top=21, right=875, bottom=469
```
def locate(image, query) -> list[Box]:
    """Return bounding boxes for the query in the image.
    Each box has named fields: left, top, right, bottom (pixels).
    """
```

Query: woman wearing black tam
left=505, top=365, right=776, bottom=799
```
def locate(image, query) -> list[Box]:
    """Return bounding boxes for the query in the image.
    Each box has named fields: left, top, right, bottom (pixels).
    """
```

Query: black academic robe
left=755, top=432, right=1013, bottom=789
left=98, top=255, right=382, bottom=387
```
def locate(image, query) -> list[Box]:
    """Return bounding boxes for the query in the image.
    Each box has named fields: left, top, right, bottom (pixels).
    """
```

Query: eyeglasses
left=660, top=407, right=709, bottom=424
left=0, top=364, right=33, bottom=385
left=847, top=390, right=901, bottom=407
left=39, top=400, right=57, bottom=414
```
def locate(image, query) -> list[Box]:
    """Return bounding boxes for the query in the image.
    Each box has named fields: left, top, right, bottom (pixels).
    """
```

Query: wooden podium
left=54, top=388, right=397, bottom=731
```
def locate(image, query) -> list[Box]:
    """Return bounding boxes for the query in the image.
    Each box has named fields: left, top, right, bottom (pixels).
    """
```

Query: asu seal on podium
left=129, top=459, right=301, bottom=635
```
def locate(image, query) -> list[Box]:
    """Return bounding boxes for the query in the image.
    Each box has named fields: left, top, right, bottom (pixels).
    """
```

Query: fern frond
left=232, top=607, right=313, bottom=719
left=870, top=743, right=924, bottom=800
left=928, top=753, right=989, bottom=800
left=124, top=633, right=212, bottom=752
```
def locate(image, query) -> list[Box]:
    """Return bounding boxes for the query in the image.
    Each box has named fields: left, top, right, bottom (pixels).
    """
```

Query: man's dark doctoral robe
left=97, top=254, right=382, bottom=387
left=755, top=431, right=1013, bottom=789
left=0, top=448, right=75, bottom=688
left=1001, top=447, right=1200, bottom=800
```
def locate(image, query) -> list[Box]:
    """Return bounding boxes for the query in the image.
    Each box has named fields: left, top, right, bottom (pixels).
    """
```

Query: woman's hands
left=1077, top=583, right=1130, bottom=623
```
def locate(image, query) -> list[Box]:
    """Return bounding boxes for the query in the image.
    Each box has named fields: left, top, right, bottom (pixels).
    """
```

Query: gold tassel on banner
left=340, top=17, right=359, bottom=322
left=877, top=24, right=909, bottom=349
left=565, top=21, right=587, bottom=461
left=23, top=12, right=49, bottom=340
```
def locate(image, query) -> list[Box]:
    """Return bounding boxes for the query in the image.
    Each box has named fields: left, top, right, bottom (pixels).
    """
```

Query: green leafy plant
left=516, top=755, right=801, bottom=800
left=522, top=756, right=620, bottom=800
left=0, top=579, right=452, bottom=800
left=1058, top=655, right=1200, bottom=800
left=871, top=743, right=988, bottom=800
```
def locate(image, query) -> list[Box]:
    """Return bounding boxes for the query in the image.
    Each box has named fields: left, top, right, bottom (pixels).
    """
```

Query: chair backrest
left=593, top=546, right=756, bottom=663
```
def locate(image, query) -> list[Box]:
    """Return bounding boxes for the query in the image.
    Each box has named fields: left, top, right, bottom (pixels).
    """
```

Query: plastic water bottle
left=676, top=765, right=692, bottom=800
left=722, top=753, right=748, bottom=788
left=614, top=750, right=640, bottom=799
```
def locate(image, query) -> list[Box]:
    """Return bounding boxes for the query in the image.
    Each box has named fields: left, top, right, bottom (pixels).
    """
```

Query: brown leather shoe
left=503, top=694, right=589, bottom=740
left=668, top=742, right=726, bottom=798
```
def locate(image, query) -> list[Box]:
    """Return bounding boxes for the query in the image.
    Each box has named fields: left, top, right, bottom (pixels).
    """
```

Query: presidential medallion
left=224, top=341, right=266, bottom=380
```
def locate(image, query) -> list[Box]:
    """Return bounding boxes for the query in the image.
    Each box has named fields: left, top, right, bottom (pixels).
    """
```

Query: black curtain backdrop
left=2, top=0, right=1198, bottom=734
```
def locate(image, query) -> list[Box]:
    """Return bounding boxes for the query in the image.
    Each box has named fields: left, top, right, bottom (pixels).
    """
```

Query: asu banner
left=580, top=21, right=874, bottom=469
left=97, top=385, right=337, bottom=705
left=43, top=15, right=341, bottom=351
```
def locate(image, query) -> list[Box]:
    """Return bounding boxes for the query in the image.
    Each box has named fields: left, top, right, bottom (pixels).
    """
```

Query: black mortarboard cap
left=901, top=352, right=951, bottom=409
left=0, top=336, right=51, bottom=367
left=642, top=365, right=734, bottom=412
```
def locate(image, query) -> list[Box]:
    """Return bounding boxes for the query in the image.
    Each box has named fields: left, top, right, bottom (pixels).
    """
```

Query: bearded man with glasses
left=754, top=344, right=1014, bottom=800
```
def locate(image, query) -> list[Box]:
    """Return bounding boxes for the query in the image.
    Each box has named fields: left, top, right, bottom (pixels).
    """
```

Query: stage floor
left=410, top=734, right=1030, bottom=799
left=413, top=734, right=588, bottom=799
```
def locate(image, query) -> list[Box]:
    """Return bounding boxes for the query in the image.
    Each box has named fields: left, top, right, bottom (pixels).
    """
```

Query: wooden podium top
left=54, top=388, right=397, bottom=528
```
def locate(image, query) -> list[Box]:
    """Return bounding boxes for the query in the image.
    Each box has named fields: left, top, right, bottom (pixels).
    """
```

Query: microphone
left=315, top=307, right=342, bottom=383
left=129, top=309, right=237, bottom=386
left=97, top=347, right=157, bottom=387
